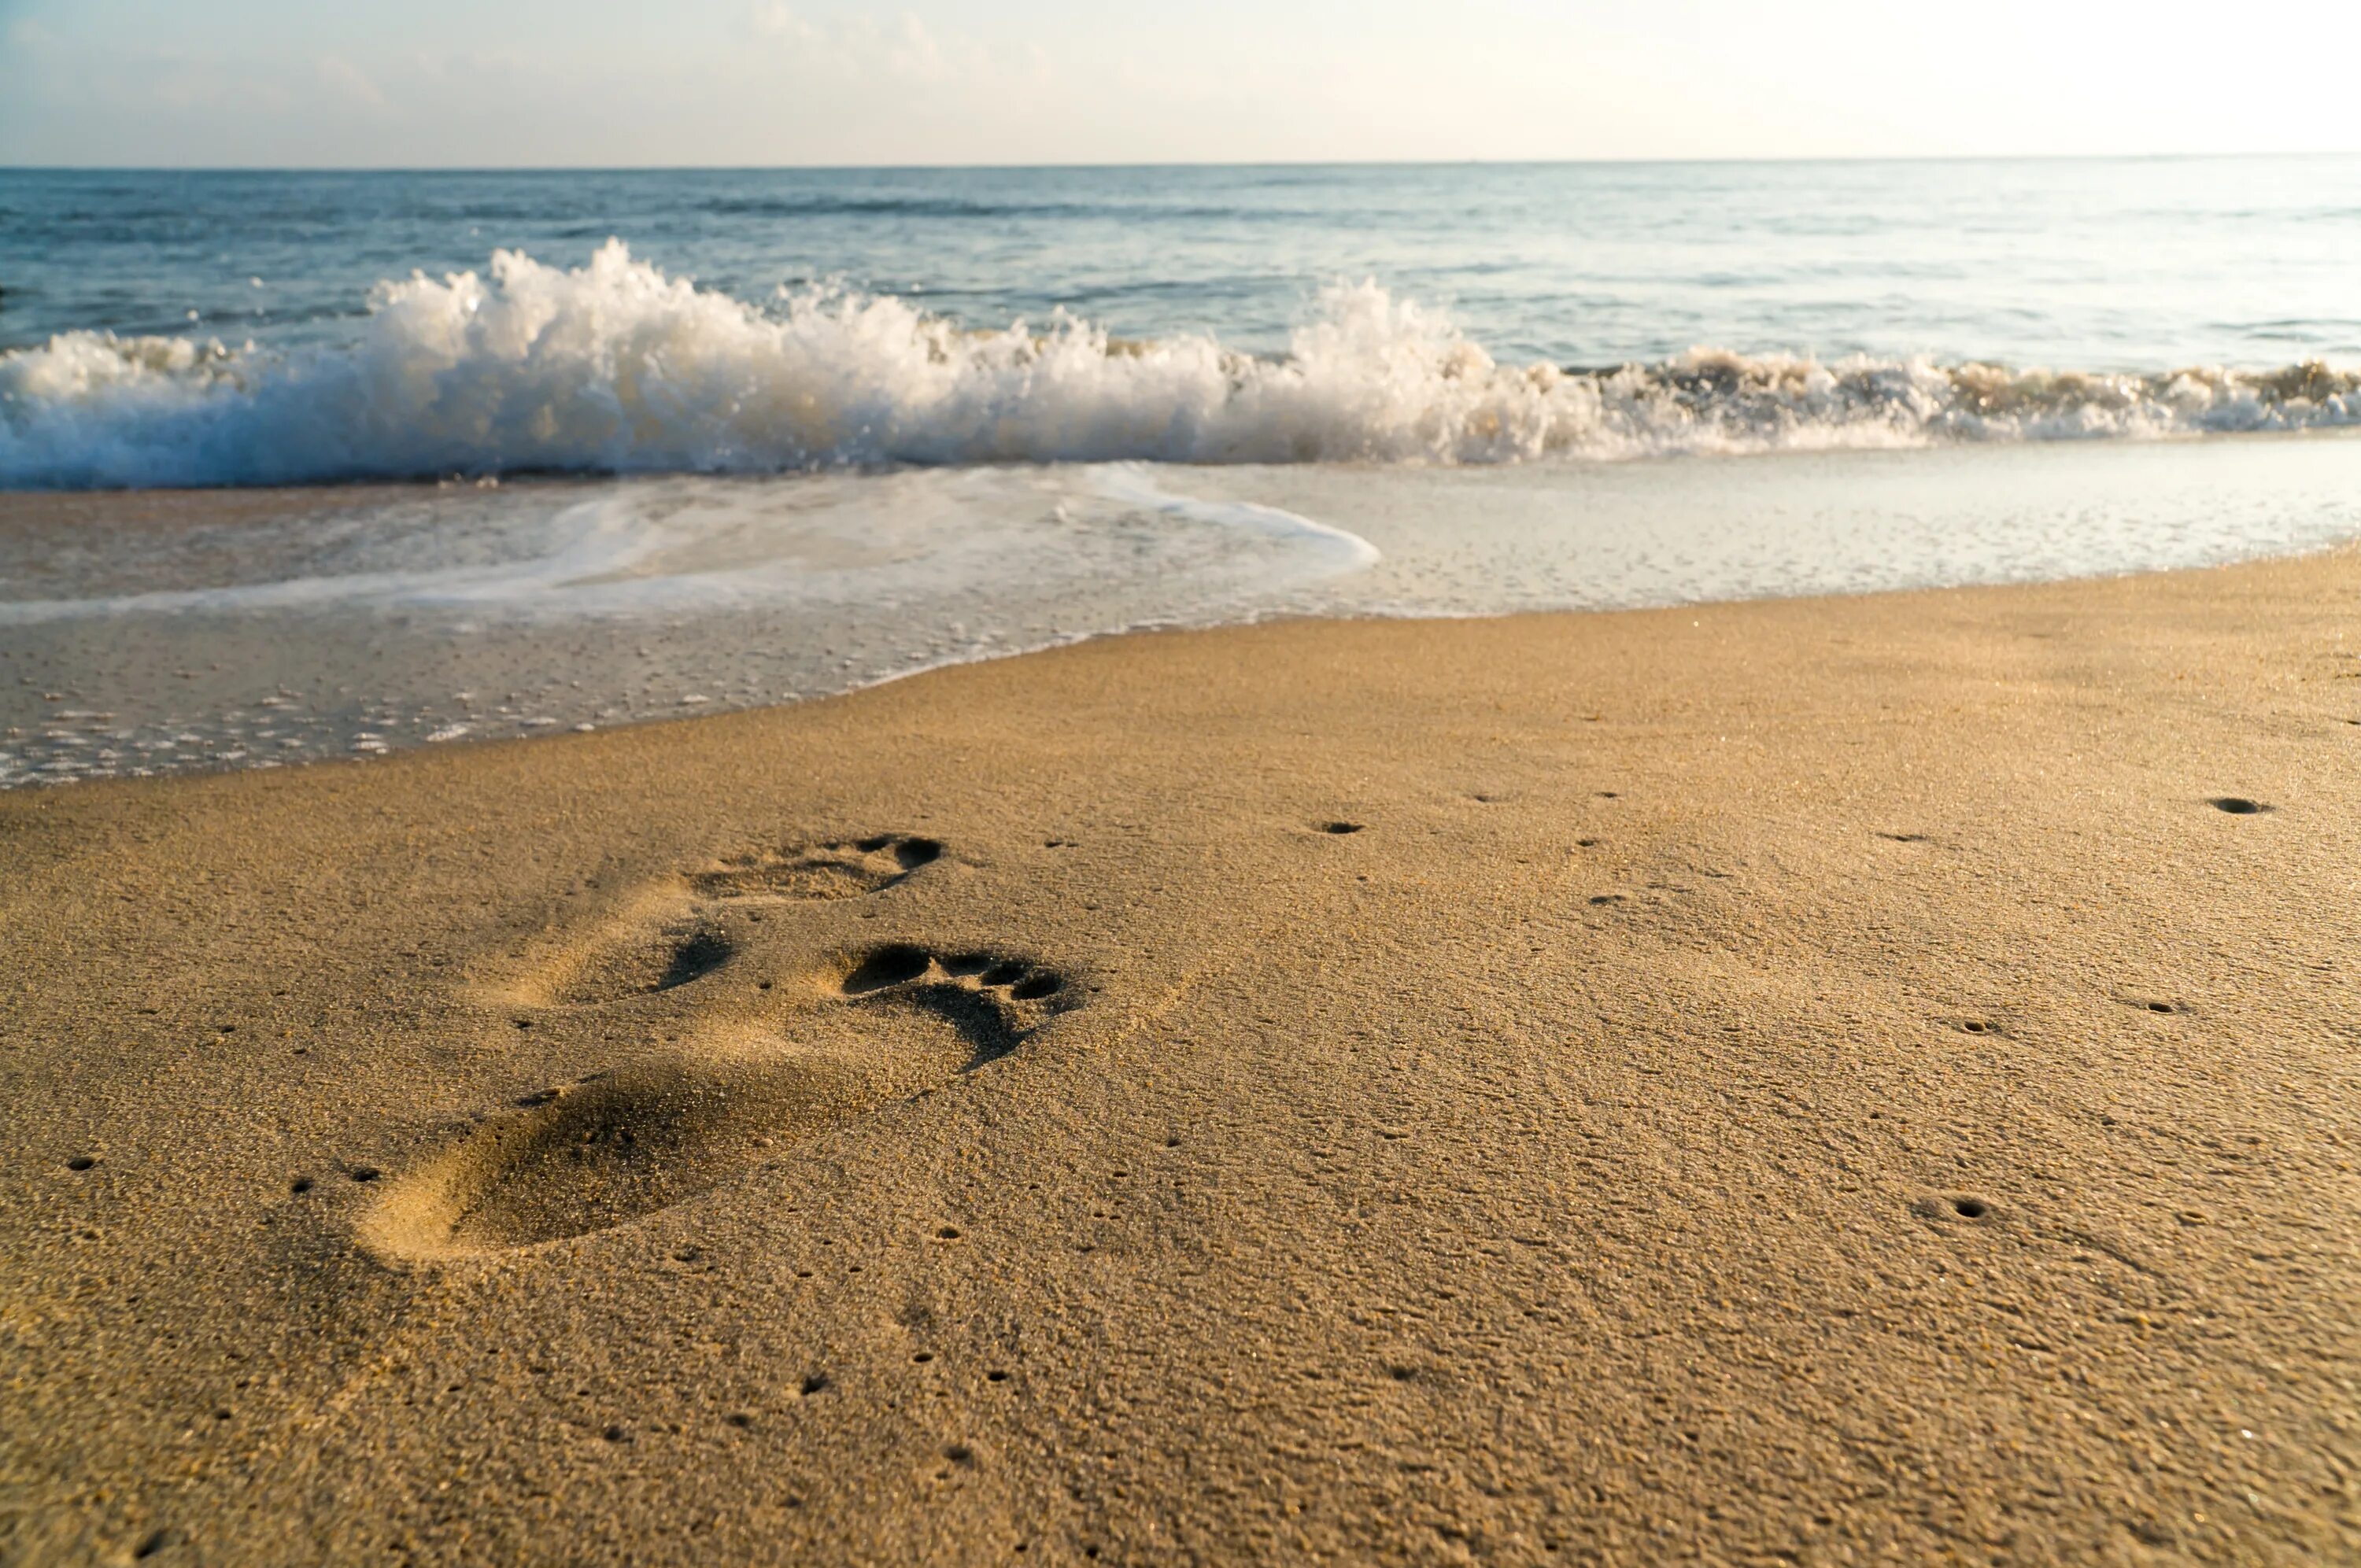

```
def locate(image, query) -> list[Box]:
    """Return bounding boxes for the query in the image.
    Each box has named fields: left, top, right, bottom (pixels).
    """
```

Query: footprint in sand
left=545, top=921, right=738, bottom=1005
left=688, top=834, right=942, bottom=902
left=515, top=833, right=945, bottom=1006
left=368, top=943, right=1073, bottom=1261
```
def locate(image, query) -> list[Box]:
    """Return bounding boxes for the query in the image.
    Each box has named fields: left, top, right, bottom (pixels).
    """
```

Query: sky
left=3, top=0, right=2358, bottom=168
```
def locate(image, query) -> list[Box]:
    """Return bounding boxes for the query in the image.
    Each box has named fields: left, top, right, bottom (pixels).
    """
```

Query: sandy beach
left=5, top=544, right=2358, bottom=1566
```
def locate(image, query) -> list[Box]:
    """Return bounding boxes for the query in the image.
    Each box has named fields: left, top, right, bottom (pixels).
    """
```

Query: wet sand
left=4, top=545, right=2359, bottom=1565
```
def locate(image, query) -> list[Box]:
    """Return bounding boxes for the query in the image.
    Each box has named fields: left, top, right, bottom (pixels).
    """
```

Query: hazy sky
left=4, top=0, right=2356, bottom=168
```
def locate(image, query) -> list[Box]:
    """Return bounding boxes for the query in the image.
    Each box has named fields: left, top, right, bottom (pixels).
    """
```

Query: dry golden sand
left=5, top=548, right=2360, bottom=1566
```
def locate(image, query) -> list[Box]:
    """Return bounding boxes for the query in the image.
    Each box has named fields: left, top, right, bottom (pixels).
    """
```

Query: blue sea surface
left=4, top=157, right=2356, bottom=370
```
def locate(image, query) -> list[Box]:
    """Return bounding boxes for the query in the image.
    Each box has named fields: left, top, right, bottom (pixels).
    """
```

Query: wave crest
left=3, top=240, right=2357, bottom=489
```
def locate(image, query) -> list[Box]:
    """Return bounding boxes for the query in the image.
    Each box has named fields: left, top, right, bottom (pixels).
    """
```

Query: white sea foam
left=1090, top=465, right=1380, bottom=574
left=3, top=241, right=2359, bottom=490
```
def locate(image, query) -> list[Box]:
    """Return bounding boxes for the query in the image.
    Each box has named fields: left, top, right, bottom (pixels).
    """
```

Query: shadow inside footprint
left=652, top=930, right=733, bottom=992
left=370, top=943, right=1075, bottom=1260
left=843, top=944, right=933, bottom=993
left=556, top=923, right=736, bottom=1005
left=838, top=944, right=1070, bottom=1070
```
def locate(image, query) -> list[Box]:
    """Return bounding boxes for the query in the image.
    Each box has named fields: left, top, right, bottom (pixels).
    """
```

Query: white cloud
left=740, top=7, right=1001, bottom=87
left=316, top=54, right=389, bottom=112
left=747, top=3, right=814, bottom=44
left=884, top=14, right=948, bottom=83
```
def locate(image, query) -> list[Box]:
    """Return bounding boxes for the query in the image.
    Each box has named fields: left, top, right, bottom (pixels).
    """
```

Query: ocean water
left=6, top=160, right=2361, bottom=487
left=2, top=159, right=2359, bottom=784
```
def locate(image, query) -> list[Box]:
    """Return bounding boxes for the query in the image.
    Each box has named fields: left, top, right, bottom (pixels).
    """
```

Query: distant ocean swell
left=2, top=241, right=2356, bottom=490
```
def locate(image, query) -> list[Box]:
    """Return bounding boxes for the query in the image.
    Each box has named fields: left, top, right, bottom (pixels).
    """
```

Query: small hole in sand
left=944, top=1443, right=974, bottom=1464
left=348, top=1166, right=381, bottom=1182
left=855, top=834, right=893, bottom=851
left=896, top=837, right=943, bottom=869
left=986, top=1370, right=1010, bottom=1383
left=912, top=1352, right=936, bottom=1364
left=936, top=1226, right=963, bottom=1240
left=1960, top=1020, right=1989, bottom=1035
left=1953, top=1197, right=1990, bottom=1219
left=66, top=1156, right=96, bottom=1171
left=1321, top=821, right=1365, bottom=835
left=800, top=1374, right=829, bottom=1396
left=726, top=1412, right=753, bottom=1429
left=135, top=1529, right=168, bottom=1559
left=2148, top=1001, right=2174, bottom=1014
left=603, top=1425, right=629, bottom=1443
left=981, top=961, right=1026, bottom=987
left=1011, top=972, right=1062, bottom=1001
left=290, top=1177, right=312, bottom=1194
left=2208, top=796, right=2268, bottom=815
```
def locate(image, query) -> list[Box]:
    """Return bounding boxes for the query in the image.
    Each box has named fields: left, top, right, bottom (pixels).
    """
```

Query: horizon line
left=3, top=149, right=2357, bottom=176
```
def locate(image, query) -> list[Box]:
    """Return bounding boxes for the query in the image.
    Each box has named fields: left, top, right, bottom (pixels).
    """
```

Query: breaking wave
left=3, top=240, right=2357, bottom=490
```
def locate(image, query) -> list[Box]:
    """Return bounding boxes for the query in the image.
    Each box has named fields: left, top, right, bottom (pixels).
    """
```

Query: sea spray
left=3, top=242, right=2359, bottom=490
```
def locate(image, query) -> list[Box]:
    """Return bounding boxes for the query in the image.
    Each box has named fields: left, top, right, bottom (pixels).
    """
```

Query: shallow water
left=6, top=432, right=2359, bottom=788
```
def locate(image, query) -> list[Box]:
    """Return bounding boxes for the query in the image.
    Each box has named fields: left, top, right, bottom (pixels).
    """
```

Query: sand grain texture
left=4, top=550, right=2359, bottom=1565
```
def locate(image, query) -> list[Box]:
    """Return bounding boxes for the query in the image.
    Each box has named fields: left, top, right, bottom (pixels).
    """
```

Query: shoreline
left=6, top=547, right=2359, bottom=1563
left=13, top=430, right=2361, bottom=795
